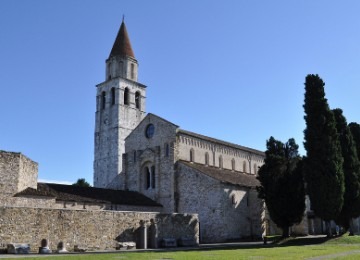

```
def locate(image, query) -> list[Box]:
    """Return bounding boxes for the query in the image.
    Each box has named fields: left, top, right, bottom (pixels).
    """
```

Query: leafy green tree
left=349, top=122, right=360, bottom=161
left=257, top=136, right=305, bottom=237
left=72, top=178, right=91, bottom=187
left=332, top=109, right=360, bottom=234
left=303, top=74, right=344, bottom=236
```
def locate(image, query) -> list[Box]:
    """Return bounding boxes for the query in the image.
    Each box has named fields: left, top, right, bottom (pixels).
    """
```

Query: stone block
left=116, top=242, right=136, bottom=250
left=74, top=245, right=87, bottom=252
left=38, top=247, right=52, bottom=254
left=178, top=237, right=197, bottom=247
left=7, top=243, right=30, bottom=254
left=161, top=238, right=177, bottom=248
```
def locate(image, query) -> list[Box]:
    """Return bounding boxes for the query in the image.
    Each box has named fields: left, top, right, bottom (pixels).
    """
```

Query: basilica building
left=93, top=20, right=266, bottom=242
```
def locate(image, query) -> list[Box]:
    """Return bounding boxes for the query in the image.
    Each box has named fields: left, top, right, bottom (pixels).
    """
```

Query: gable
left=125, top=113, right=179, bottom=153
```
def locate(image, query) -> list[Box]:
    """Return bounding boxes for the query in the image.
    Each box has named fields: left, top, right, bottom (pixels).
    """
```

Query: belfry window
left=111, top=88, right=115, bottom=105
left=135, top=91, right=141, bottom=109
left=101, top=91, right=106, bottom=110
left=145, top=166, right=155, bottom=189
left=124, top=88, right=129, bottom=105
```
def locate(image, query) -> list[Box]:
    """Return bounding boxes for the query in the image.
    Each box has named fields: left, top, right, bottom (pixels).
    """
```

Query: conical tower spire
left=109, top=19, right=135, bottom=59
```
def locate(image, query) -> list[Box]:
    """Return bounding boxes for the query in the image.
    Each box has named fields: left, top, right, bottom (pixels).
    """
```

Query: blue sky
left=1, top=1, right=359, bottom=184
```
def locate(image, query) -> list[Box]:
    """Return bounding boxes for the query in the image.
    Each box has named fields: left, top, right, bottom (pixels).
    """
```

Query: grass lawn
left=3, top=235, right=360, bottom=259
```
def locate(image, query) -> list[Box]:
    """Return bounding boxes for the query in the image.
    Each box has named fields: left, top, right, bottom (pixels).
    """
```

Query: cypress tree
left=303, top=74, right=344, bottom=236
left=332, top=109, right=360, bottom=234
left=349, top=122, right=360, bottom=161
left=257, top=137, right=305, bottom=237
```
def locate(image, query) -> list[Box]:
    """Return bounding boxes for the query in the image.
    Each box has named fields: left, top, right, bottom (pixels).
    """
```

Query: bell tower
left=94, top=20, right=146, bottom=188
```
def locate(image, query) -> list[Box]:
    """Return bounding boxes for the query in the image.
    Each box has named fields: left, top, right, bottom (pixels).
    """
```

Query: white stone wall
left=124, top=114, right=178, bottom=213
left=176, top=163, right=264, bottom=243
left=106, top=56, right=138, bottom=82
left=94, top=77, right=146, bottom=188
left=176, top=132, right=264, bottom=174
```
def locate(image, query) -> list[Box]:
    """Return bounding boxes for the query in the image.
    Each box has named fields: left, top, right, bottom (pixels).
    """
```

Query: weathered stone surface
left=178, top=237, right=197, bottom=247
left=161, top=238, right=177, bottom=247
left=0, top=151, right=38, bottom=196
left=116, top=242, right=136, bottom=250
left=0, top=207, right=198, bottom=252
left=7, top=243, right=30, bottom=254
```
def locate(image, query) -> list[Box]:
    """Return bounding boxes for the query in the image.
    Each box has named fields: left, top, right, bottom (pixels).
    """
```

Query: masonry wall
left=0, top=207, right=198, bottom=252
left=124, top=114, right=178, bottom=213
left=0, top=151, right=38, bottom=196
left=176, top=133, right=264, bottom=175
left=176, top=163, right=263, bottom=243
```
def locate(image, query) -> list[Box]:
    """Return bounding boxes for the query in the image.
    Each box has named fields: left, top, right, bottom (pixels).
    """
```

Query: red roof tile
left=109, top=21, right=135, bottom=59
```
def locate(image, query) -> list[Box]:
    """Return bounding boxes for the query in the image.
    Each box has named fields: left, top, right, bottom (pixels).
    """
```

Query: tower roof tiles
left=109, top=20, right=135, bottom=59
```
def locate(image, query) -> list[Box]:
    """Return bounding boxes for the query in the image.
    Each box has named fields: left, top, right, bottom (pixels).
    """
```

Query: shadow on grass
left=274, top=236, right=331, bottom=247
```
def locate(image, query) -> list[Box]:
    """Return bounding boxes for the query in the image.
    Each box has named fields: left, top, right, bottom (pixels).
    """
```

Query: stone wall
left=0, top=206, right=198, bottom=252
left=0, top=151, right=38, bottom=196
left=176, top=163, right=263, bottom=243
left=94, top=77, right=146, bottom=188
left=125, top=114, right=178, bottom=213
left=176, top=132, right=264, bottom=175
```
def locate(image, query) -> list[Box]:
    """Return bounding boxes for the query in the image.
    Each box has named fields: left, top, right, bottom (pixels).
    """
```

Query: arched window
left=243, top=161, right=247, bottom=173
left=135, top=91, right=141, bottom=109
left=205, top=152, right=209, bottom=166
left=124, top=88, right=129, bottom=105
left=145, top=166, right=155, bottom=189
left=231, top=158, right=235, bottom=171
left=101, top=91, right=106, bottom=110
left=111, top=88, right=115, bottom=105
left=219, top=155, right=223, bottom=169
left=131, top=63, right=135, bottom=79
left=190, top=149, right=194, bottom=162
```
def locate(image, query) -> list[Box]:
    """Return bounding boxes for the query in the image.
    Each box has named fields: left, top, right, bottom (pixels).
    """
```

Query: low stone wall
left=0, top=206, right=199, bottom=252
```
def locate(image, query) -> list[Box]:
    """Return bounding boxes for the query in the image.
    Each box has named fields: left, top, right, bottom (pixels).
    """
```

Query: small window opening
left=243, top=161, right=247, bottom=173
left=135, top=91, right=141, bottom=109
left=124, top=88, right=129, bottom=105
left=131, top=63, right=135, bottom=79
left=146, top=166, right=156, bottom=189
left=219, top=156, right=223, bottom=169
left=111, top=88, right=115, bottom=105
left=232, top=158, right=235, bottom=171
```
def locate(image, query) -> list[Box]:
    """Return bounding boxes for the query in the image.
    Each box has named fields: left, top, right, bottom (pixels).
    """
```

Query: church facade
left=93, top=20, right=267, bottom=242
